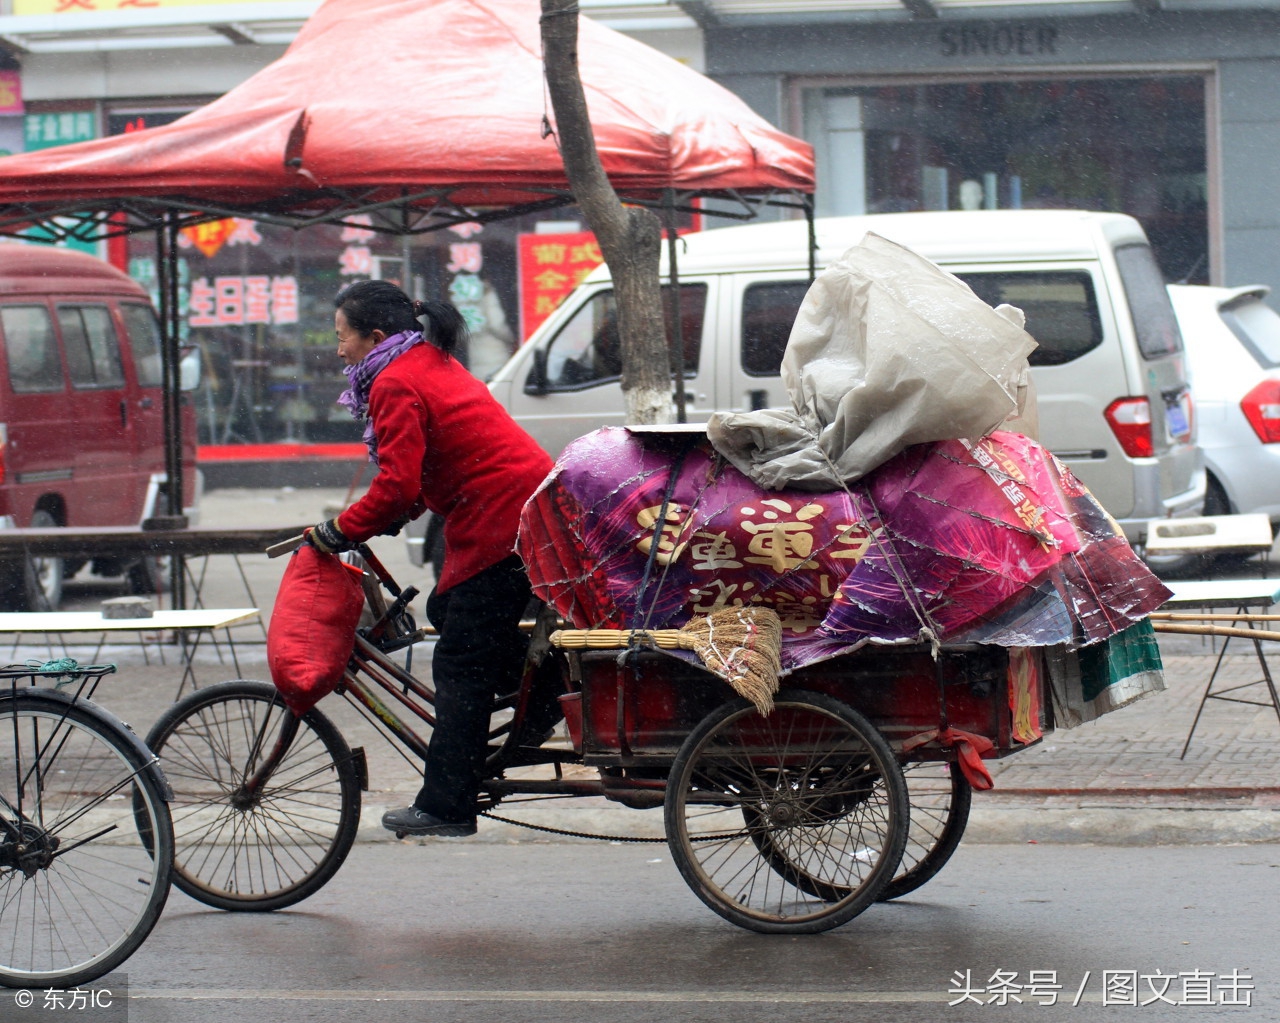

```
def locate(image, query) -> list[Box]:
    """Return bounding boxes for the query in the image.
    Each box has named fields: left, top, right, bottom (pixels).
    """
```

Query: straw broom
left=551, top=606, right=784, bottom=715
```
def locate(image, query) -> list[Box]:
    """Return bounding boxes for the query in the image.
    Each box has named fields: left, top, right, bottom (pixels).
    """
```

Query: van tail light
left=1104, top=397, right=1154, bottom=458
left=0, top=423, right=6, bottom=485
left=1240, top=380, right=1280, bottom=443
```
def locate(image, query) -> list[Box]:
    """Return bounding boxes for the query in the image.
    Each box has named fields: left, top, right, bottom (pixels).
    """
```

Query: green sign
left=22, top=113, right=100, bottom=256
left=24, top=111, right=96, bottom=151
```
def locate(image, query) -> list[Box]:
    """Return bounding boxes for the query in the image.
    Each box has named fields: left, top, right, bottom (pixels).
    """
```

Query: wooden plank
left=0, top=608, right=259, bottom=633
left=0, top=525, right=309, bottom=559
left=1163, top=579, right=1280, bottom=610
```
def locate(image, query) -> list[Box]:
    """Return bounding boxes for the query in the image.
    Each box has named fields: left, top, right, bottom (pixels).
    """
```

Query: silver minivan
left=480, top=211, right=1202, bottom=554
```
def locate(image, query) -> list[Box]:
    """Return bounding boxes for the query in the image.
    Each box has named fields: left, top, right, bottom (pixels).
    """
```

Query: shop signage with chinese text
left=517, top=231, right=603, bottom=340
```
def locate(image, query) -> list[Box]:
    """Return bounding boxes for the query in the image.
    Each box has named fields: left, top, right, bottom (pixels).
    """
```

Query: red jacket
left=337, top=343, right=552, bottom=592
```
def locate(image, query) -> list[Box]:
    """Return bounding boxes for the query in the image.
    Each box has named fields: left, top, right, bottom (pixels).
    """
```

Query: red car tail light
left=1240, top=379, right=1280, bottom=444
left=1104, top=397, right=1154, bottom=458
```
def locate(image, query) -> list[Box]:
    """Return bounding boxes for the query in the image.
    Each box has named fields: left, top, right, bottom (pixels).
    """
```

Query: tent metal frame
left=0, top=185, right=811, bottom=245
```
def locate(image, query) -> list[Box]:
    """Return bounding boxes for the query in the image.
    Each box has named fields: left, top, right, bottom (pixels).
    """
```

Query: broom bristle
left=549, top=607, right=784, bottom=715
left=679, top=606, right=782, bottom=715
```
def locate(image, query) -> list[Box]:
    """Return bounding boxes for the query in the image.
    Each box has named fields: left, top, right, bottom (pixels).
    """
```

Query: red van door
left=117, top=301, right=192, bottom=513
left=55, top=302, right=140, bottom=526
left=0, top=303, right=75, bottom=524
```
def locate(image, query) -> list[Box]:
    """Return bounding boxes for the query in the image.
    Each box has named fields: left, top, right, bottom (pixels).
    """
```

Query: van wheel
left=423, top=513, right=446, bottom=586
left=1202, top=474, right=1267, bottom=568
left=127, top=555, right=169, bottom=596
left=1203, top=473, right=1232, bottom=518
left=1144, top=475, right=1229, bottom=578
left=0, top=510, right=64, bottom=611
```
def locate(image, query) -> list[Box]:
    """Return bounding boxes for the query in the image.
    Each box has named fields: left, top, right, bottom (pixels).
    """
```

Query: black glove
left=379, top=514, right=411, bottom=538
left=308, top=518, right=354, bottom=555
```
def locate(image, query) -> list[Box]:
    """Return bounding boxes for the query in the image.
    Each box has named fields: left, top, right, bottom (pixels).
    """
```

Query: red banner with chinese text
left=517, top=231, right=603, bottom=340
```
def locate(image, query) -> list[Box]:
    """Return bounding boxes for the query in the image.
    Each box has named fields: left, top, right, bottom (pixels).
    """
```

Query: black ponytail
left=336, top=281, right=469, bottom=357
left=412, top=299, right=469, bottom=357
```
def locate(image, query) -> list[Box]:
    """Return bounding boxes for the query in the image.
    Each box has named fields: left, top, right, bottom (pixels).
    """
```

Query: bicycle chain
left=476, top=810, right=746, bottom=844
left=477, top=810, right=666, bottom=843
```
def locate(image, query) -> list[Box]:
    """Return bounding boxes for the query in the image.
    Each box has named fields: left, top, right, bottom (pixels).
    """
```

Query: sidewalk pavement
left=975, top=639, right=1280, bottom=845
left=16, top=629, right=1279, bottom=848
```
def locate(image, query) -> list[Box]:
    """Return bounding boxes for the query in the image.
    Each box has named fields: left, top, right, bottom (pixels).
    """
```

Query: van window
left=1114, top=244, right=1183, bottom=359
left=742, top=282, right=809, bottom=376
left=739, top=272, right=1105, bottom=376
left=119, top=303, right=164, bottom=387
left=956, top=271, right=1103, bottom=367
left=58, top=306, right=125, bottom=389
left=538, top=284, right=706, bottom=391
left=2, top=305, right=63, bottom=393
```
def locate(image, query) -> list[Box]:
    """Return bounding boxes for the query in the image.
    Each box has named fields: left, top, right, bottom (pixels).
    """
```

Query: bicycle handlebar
left=265, top=534, right=403, bottom=599
left=266, top=534, right=306, bottom=558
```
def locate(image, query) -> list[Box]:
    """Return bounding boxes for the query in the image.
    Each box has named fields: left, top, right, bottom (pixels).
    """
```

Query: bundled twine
left=551, top=606, right=783, bottom=714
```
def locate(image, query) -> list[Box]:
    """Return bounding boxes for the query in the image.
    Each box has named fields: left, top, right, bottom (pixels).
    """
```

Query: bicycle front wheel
left=0, top=689, right=174, bottom=988
left=145, top=680, right=361, bottom=911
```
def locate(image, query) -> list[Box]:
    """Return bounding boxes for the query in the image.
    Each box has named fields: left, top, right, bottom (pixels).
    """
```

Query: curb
left=356, top=798, right=1280, bottom=847
left=965, top=805, right=1280, bottom=846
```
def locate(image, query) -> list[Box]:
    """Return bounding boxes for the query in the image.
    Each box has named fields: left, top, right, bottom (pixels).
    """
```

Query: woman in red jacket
left=309, top=279, right=553, bottom=837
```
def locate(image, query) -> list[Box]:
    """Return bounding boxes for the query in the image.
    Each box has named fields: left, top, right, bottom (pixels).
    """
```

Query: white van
left=488, top=210, right=1202, bottom=551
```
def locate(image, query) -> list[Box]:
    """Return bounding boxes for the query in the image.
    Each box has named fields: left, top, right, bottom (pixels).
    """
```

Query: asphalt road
left=24, top=841, right=1277, bottom=1023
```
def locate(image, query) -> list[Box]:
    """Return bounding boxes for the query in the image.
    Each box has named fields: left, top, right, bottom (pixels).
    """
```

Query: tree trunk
left=540, top=0, right=673, bottom=425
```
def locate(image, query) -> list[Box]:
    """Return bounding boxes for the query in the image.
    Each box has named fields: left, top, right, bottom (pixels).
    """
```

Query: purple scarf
left=337, top=329, right=425, bottom=463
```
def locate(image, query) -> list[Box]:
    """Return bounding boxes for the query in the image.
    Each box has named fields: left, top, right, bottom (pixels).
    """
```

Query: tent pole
left=155, top=214, right=188, bottom=608
left=664, top=189, right=687, bottom=425
left=399, top=189, right=415, bottom=297
left=401, top=233, right=413, bottom=297
left=806, top=195, right=817, bottom=284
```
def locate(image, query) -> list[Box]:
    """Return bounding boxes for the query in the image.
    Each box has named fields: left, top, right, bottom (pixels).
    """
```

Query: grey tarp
left=708, top=232, right=1039, bottom=490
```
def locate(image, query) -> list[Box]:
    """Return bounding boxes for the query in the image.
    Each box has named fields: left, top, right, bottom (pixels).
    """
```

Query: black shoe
left=381, top=806, right=477, bottom=838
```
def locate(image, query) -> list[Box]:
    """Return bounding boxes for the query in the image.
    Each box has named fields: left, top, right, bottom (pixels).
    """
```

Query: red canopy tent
left=0, top=0, right=813, bottom=231
left=0, top=0, right=814, bottom=598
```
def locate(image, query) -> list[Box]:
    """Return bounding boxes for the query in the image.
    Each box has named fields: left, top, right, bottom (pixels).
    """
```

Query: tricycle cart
left=145, top=545, right=1045, bottom=935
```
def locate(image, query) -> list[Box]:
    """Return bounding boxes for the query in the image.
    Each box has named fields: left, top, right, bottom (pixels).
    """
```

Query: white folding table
left=0, top=607, right=260, bottom=695
left=1162, top=579, right=1280, bottom=757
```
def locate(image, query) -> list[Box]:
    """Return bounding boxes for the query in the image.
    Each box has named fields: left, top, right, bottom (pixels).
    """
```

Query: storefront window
left=801, top=76, right=1207, bottom=283
left=124, top=210, right=602, bottom=445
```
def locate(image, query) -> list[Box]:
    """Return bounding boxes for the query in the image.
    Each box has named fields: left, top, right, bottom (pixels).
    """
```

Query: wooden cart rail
left=0, top=524, right=311, bottom=559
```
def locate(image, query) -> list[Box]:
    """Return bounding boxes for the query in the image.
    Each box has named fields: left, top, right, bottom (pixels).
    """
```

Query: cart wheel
left=664, top=688, right=908, bottom=934
left=878, top=761, right=972, bottom=902
left=746, top=760, right=972, bottom=906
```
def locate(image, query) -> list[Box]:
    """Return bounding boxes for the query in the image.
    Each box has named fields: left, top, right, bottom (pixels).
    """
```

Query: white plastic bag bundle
left=708, top=232, right=1038, bottom=490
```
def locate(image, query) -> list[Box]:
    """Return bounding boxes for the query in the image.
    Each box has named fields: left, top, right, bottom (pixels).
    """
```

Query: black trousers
left=414, top=555, right=532, bottom=822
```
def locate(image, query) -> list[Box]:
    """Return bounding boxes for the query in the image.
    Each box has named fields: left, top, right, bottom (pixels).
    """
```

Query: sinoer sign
left=939, top=23, right=1060, bottom=58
